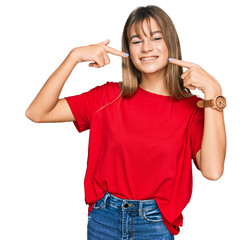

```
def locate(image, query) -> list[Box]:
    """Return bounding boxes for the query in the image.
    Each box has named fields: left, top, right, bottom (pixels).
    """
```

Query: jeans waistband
left=98, top=192, right=158, bottom=217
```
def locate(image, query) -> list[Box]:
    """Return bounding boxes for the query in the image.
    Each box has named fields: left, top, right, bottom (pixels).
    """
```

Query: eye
left=132, top=40, right=142, bottom=44
left=153, top=37, right=162, bottom=41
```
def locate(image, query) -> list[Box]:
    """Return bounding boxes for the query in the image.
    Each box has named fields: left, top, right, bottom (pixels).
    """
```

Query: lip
left=140, top=56, right=159, bottom=62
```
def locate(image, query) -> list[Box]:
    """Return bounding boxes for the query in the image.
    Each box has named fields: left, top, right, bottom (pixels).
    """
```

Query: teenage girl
left=25, top=5, right=226, bottom=240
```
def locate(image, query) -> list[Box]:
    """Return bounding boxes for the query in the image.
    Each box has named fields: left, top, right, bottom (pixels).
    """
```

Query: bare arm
left=25, top=50, right=78, bottom=123
left=25, top=40, right=129, bottom=123
left=196, top=87, right=226, bottom=180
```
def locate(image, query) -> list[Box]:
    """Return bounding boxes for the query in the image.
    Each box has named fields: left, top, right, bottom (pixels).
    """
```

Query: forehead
left=129, top=17, right=161, bottom=37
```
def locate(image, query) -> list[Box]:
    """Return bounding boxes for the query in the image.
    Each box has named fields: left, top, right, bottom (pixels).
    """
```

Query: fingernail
left=125, top=53, right=129, bottom=57
left=169, top=58, right=173, bottom=61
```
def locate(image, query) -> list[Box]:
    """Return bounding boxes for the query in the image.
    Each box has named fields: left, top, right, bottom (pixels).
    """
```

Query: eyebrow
left=129, top=30, right=162, bottom=41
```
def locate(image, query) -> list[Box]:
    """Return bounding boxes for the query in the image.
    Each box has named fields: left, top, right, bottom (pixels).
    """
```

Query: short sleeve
left=190, top=105, right=204, bottom=170
left=64, top=83, right=106, bottom=133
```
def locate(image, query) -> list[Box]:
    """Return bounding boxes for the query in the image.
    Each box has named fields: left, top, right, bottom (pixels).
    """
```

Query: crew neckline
left=137, top=85, right=172, bottom=101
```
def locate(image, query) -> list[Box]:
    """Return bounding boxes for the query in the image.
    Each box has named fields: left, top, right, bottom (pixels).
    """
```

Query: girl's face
left=129, top=18, right=169, bottom=76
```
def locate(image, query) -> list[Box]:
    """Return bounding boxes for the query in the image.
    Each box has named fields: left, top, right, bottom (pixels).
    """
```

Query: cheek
left=159, top=46, right=169, bottom=57
left=129, top=48, right=139, bottom=64
left=156, top=45, right=169, bottom=66
left=130, top=56, right=137, bottom=66
left=155, top=42, right=168, bottom=55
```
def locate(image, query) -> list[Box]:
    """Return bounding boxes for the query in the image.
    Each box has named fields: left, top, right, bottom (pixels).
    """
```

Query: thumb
left=98, top=39, right=110, bottom=46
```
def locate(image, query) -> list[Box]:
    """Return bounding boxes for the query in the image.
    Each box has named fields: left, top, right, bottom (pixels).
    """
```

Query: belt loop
left=139, top=201, right=143, bottom=217
left=103, top=192, right=110, bottom=209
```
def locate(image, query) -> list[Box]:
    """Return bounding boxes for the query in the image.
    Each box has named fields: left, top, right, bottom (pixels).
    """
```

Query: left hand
left=169, top=58, right=222, bottom=98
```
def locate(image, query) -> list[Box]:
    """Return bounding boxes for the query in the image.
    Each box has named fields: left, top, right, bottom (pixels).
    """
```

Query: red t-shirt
left=65, top=81, right=204, bottom=235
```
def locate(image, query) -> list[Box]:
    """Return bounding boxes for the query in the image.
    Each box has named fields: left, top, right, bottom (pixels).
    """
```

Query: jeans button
left=123, top=203, right=129, bottom=208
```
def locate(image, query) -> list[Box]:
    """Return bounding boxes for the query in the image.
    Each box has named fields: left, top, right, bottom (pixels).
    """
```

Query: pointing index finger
left=104, top=45, right=129, bottom=58
left=169, top=58, right=196, bottom=68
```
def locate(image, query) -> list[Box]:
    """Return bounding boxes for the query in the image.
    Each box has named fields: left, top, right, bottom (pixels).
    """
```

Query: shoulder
left=91, top=81, right=122, bottom=105
left=86, top=81, right=121, bottom=96
left=173, top=94, right=204, bottom=120
left=187, top=94, right=203, bottom=106
left=177, top=94, right=202, bottom=109
left=96, top=81, right=121, bottom=92
left=184, top=94, right=202, bottom=102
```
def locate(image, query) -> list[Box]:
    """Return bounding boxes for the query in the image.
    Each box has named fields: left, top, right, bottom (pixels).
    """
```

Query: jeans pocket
left=93, top=198, right=105, bottom=210
left=143, top=207, right=163, bottom=223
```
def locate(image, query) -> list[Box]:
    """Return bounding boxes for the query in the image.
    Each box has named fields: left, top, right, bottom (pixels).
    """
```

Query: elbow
left=25, top=108, right=42, bottom=123
left=201, top=160, right=225, bottom=181
left=200, top=150, right=226, bottom=181
left=202, top=171, right=223, bottom=181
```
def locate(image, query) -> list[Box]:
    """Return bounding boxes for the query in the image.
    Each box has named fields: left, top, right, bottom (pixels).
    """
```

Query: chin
left=137, top=65, right=167, bottom=75
left=133, top=60, right=167, bottom=73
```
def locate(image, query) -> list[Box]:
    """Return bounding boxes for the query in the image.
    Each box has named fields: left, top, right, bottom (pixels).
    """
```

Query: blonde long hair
left=121, top=5, right=192, bottom=99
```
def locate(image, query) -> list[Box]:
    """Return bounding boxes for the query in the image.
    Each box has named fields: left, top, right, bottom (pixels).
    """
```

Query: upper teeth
left=141, top=57, right=157, bottom=61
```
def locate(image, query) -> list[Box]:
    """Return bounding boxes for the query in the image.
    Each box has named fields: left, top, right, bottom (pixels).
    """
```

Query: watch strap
left=197, top=99, right=213, bottom=108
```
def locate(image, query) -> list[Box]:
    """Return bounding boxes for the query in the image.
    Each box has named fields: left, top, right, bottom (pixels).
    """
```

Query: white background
left=1, top=0, right=251, bottom=239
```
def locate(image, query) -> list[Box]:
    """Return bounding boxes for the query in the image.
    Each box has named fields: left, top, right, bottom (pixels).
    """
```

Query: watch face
left=216, top=96, right=226, bottom=109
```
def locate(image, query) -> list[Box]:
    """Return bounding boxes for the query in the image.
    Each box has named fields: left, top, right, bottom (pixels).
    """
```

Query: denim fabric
left=87, top=192, right=174, bottom=240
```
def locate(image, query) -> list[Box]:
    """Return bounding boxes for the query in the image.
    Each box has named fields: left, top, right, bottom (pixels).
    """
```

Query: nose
left=141, top=40, right=153, bottom=53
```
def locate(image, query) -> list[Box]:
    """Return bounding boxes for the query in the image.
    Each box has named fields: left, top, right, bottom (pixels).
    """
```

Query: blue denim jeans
left=87, top=191, right=174, bottom=240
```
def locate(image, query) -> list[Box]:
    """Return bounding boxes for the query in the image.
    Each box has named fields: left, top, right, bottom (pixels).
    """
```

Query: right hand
left=71, top=39, right=129, bottom=68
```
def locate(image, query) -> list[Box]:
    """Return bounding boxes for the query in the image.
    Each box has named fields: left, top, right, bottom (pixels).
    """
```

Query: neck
left=139, top=71, right=170, bottom=96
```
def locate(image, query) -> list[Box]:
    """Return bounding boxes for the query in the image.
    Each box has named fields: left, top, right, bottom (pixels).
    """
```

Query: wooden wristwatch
left=197, top=95, right=226, bottom=110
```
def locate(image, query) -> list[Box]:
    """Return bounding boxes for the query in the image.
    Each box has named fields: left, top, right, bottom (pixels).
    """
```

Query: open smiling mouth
left=140, top=56, right=159, bottom=62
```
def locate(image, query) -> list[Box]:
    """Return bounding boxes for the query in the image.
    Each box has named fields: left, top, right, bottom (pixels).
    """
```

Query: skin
left=25, top=18, right=226, bottom=181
